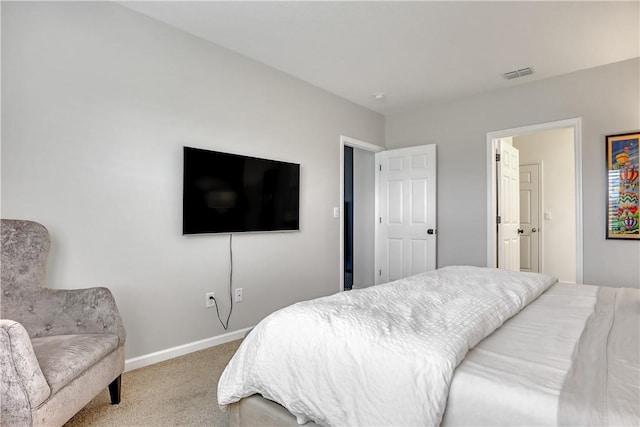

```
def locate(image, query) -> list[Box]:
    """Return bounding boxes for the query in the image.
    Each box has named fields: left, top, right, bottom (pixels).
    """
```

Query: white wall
left=514, top=128, right=576, bottom=282
left=1, top=1, right=384, bottom=360
left=353, top=148, right=375, bottom=288
left=387, top=58, right=640, bottom=288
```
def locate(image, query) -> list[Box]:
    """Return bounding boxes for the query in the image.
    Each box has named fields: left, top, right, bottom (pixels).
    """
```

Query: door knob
left=427, top=229, right=436, bottom=235
left=517, top=229, right=524, bottom=234
left=531, top=228, right=537, bottom=232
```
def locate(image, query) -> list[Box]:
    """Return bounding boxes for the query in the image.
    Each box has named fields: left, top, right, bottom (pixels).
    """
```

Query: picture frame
left=606, top=132, right=639, bottom=240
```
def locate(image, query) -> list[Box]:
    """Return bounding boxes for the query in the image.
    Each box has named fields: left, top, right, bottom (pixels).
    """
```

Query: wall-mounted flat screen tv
left=183, top=147, right=300, bottom=234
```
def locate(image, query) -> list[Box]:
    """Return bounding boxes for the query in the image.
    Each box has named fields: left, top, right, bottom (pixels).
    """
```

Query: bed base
left=229, top=394, right=320, bottom=427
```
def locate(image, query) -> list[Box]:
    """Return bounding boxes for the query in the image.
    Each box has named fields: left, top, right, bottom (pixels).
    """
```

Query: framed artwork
left=606, top=132, right=639, bottom=239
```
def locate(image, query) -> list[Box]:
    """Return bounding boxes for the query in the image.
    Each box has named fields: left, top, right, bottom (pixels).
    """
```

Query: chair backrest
left=1, top=220, right=50, bottom=318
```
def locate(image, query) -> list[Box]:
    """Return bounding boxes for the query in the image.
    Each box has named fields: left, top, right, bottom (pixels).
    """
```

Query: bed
left=217, top=266, right=640, bottom=426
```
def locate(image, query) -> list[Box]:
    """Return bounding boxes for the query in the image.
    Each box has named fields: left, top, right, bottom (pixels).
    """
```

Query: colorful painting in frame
left=606, top=132, right=639, bottom=239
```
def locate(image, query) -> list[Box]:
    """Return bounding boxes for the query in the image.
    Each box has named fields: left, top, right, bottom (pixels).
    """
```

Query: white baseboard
left=124, top=326, right=252, bottom=372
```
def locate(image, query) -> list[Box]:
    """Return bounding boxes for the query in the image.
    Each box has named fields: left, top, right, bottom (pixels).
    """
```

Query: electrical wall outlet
left=234, top=288, right=243, bottom=303
left=205, top=292, right=216, bottom=308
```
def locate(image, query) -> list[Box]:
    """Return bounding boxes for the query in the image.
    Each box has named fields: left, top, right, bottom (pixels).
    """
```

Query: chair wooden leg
left=108, top=375, right=122, bottom=404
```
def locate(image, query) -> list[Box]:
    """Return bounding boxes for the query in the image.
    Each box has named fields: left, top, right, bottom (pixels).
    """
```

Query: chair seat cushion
left=31, top=334, right=119, bottom=395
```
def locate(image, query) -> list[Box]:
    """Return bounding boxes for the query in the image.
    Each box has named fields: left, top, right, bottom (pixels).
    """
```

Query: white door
left=519, top=163, right=541, bottom=273
left=497, top=141, right=520, bottom=271
left=376, top=145, right=436, bottom=284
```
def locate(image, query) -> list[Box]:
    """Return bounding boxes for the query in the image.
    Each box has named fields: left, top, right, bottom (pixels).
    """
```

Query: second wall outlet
left=205, top=292, right=216, bottom=308
left=234, top=288, right=243, bottom=303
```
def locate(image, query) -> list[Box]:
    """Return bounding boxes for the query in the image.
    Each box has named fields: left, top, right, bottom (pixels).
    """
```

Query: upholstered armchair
left=0, top=219, right=126, bottom=426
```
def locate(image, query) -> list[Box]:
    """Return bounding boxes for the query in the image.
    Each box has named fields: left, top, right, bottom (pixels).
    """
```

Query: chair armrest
left=0, top=319, right=51, bottom=423
left=7, top=287, right=126, bottom=345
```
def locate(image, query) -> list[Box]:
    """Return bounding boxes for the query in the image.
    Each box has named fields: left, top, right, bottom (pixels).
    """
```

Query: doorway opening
left=339, top=136, right=383, bottom=292
left=344, top=146, right=354, bottom=290
left=486, top=118, right=584, bottom=283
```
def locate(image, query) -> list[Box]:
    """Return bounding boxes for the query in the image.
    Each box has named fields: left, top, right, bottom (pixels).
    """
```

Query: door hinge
left=379, top=269, right=382, bottom=276
left=379, top=164, right=382, bottom=172
left=496, top=153, right=501, bottom=161
left=497, top=215, right=501, bottom=224
left=379, top=217, right=382, bottom=224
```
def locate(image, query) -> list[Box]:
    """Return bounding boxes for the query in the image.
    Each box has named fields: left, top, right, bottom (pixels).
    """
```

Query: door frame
left=485, top=118, right=583, bottom=283
left=339, top=135, right=384, bottom=292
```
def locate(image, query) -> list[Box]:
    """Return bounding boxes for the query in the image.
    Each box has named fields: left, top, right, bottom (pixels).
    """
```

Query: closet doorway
left=340, top=136, right=382, bottom=292
left=339, top=137, right=437, bottom=291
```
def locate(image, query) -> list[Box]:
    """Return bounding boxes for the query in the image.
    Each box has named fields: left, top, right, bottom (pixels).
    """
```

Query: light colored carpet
left=65, top=339, right=242, bottom=426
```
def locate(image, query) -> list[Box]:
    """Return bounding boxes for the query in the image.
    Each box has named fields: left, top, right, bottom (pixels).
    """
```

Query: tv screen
left=183, top=147, right=300, bottom=234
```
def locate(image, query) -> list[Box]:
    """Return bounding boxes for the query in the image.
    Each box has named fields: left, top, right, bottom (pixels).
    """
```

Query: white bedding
left=442, top=282, right=599, bottom=426
left=217, top=266, right=556, bottom=426
left=442, top=282, right=640, bottom=426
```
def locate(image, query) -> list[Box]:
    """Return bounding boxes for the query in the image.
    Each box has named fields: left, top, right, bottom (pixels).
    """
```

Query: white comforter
left=217, top=266, right=556, bottom=426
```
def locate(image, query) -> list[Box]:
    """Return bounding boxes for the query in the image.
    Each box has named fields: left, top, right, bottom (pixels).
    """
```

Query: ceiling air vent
left=503, top=67, right=534, bottom=80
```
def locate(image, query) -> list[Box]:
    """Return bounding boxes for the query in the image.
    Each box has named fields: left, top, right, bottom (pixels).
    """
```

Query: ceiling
left=119, top=1, right=640, bottom=116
